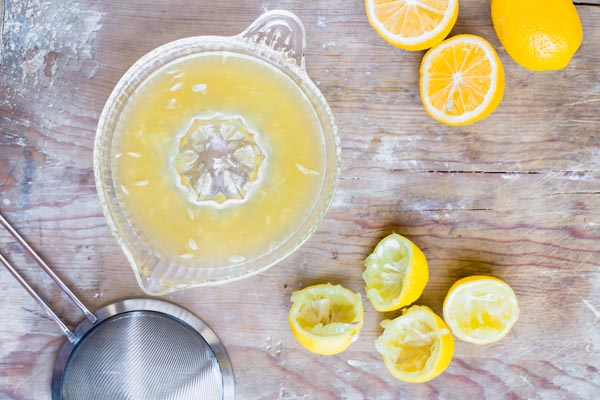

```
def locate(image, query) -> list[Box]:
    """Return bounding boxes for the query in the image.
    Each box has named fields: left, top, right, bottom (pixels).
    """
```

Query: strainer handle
left=239, top=10, right=306, bottom=69
left=0, top=252, right=78, bottom=343
left=0, top=213, right=97, bottom=342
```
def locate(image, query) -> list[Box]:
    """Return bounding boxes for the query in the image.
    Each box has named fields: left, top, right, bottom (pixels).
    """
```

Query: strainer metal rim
left=50, top=298, right=234, bottom=400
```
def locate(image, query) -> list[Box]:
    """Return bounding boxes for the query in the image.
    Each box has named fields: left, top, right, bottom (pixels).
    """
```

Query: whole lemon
left=491, top=0, right=583, bottom=71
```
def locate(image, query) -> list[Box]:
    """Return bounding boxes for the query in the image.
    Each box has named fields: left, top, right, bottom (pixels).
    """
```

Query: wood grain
left=1, top=0, right=599, bottom=399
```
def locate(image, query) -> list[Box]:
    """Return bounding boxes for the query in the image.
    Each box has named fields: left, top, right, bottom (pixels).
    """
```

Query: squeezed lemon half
left=363, top=233, right=429, bottom=312
left=289, top=284, right=364, bottom=355
left=443, top=275, right=520, bottom=345
left=375, top=305, right=455, bottom=383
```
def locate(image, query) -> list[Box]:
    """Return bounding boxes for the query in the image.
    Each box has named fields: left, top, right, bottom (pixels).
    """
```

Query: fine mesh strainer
left=0, top=213, right=234, bottom=400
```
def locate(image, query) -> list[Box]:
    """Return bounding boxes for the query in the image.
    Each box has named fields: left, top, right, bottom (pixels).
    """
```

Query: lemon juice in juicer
left=113, top=52, right=325, bottom=267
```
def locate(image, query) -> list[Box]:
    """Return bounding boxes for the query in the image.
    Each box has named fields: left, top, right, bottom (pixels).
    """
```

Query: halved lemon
left=363, top=233, right=429, bottom=312
left=443, top=275, right=520, bottom=345
left=375, top=305, right=455, bottom=383
left=289, top=284, right=364, bottom=355
left=365, top=0, right=458, bottom=51
left=420, top=34, right=505, bottom=126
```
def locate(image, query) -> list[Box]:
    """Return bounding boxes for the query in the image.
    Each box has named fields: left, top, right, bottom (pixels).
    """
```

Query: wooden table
left=1, top=0, right=599, bottom=398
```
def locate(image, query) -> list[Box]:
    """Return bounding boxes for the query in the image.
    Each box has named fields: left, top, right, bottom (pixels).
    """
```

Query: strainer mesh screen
left=61, top=311, right=223, bottom=400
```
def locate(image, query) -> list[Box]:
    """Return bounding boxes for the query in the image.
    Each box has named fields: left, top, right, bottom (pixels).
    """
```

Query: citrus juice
left=112, top=52, right=324, bottom=267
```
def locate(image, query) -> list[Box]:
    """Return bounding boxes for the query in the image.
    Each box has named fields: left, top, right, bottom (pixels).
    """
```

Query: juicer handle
left=239, top=10, right=306, bottom=70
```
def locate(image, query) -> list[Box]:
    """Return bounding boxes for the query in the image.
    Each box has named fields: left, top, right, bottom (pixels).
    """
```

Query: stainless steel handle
left=0, top=213, right=97, bottom=342
left=0, top=0, right=4, bottom=58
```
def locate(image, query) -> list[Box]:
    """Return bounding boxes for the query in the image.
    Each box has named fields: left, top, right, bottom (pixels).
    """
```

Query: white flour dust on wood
left=0, top=0, right=105, bottom=207
left=1, top=0, right=104, bottom=108
left=374, top=134, right=424, bottom=171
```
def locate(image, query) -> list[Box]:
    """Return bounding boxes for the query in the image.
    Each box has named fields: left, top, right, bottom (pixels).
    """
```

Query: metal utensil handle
left=0, top=0, right=4, bottom=59
left=0, top=213, right=97, bottom=342
left=0, top=252, right=77, bottom=343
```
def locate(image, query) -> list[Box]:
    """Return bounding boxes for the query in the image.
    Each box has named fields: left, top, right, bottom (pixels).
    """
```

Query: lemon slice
left=363, top=233, right=429, bottom=312
left=365, top=0, right=458, bottom=51
left=375, top=305, right=455, bottom=383
left=289, top=284, right=364, bottom=355
left=443, top=276, right=520, bottom=344
left=420, top=34, right=505, bottom=126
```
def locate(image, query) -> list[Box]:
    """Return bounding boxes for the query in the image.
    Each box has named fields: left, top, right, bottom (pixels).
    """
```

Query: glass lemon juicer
left=94, top=10, right=340, bottom=295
